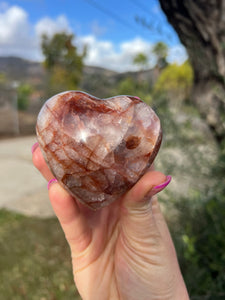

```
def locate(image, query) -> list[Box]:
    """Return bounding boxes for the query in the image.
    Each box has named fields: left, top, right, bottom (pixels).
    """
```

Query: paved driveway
left=0, top=136, right=54, bottom=217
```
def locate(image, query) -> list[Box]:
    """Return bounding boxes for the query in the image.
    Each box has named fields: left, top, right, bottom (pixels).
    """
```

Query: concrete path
left=0, top=136, right=54, bottom=217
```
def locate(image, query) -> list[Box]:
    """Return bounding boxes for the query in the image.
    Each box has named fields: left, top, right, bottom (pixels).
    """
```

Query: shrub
left=117, top=77, right=152, bottom=104
left=153, top=61, right=194, bottom=102
left=17, top=84, right=32, bottom=111
left=170, top=149, right=225, bottom=299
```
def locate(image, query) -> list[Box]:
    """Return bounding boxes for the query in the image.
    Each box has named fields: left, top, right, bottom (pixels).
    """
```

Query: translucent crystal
left=36, top=91, right=162, bottom=209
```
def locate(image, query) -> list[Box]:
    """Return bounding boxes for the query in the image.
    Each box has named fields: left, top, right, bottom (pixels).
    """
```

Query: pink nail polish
left=31, top=142, right=39, bottom=154
left=47, top=178, right=58, bottom=190
left=148, top=175, right=172, bottom=197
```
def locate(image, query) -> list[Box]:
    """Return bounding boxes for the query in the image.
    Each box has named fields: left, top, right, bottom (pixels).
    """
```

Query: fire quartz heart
left=36, top=91, right=162, bottom=210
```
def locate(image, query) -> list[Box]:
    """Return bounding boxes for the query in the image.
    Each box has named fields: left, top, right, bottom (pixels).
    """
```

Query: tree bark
left=159, top=0, right=225, bottom=144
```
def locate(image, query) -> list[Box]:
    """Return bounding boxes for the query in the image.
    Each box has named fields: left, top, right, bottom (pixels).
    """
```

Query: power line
left=127, top=0, right=152, bottom=14
left=128, top=0, right=172, bottom=40
left=127, top=0, right=163, bottom=36
left=82, top=0, right=138, bottom=33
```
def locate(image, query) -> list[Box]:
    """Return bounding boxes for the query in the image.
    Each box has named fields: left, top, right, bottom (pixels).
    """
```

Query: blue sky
left=0, top=0, right=187, bottom=72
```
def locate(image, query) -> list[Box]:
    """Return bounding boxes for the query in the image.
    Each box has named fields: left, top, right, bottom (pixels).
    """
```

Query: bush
left=117, top=77, right=137, bottom=95
left=116, top=77, right=152, bottom=104
left=170, top=149, right=225, bottom=299
left=153, top=61, right=193, bottom=102
left=17, top=84, right=32, bottom=111
left=155, top=94, right=225, bottom=299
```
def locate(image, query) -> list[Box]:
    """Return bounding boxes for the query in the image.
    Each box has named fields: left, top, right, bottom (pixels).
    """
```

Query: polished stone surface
left=36, top=91, right=162, bottom=209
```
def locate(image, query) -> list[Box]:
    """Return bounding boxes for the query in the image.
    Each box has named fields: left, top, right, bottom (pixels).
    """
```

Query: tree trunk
left=159, top=0, right=225, bottom=145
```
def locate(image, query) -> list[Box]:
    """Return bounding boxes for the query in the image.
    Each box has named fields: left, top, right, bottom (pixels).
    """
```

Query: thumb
left=122, top=171, right=171, bottom=208
left=120, top=171, right=171, bottom=240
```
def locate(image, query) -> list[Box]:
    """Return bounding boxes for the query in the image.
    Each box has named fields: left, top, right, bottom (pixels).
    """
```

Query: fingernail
left=148, top=175, right=172, bottom=197
left=134, top=96, right=140, bottom=100
left=47, top=178, right=58, bottom=190
left=31, top=142, right=39, bottom=154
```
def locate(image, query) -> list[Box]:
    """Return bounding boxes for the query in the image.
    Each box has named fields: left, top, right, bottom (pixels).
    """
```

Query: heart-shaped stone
left=36, top=91, right=162, bottom=209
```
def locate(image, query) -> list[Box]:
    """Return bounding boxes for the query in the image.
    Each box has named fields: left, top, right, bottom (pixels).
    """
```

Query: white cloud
left=0, top=5, right=71, bottom=61
left=168, top=44, right=188, bottom=65
left=80, top=36, right=155, bottom=72
left=0, top=5, right=39, bottom=60
left=35, top=15, right=72, bottom=38
left=0, top=6, right=30, bottom=44
left=0, top=4, right=188, bottom=71
left=74, top=36, right=188, bottom=72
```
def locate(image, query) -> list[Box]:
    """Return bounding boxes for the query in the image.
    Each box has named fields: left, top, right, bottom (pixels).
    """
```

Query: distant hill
left=0, top=56, right=158, bottom=136
left=81, top=64, right=158, bottom=98
left=0, top=56, right=45, bottom=82
left=0, top=56, right=158, bottom=98
left=0, top=56, right=157, bottom=97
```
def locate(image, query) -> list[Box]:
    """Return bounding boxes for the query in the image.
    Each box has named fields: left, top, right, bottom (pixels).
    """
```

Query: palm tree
left=133, top=52, right=148, bottom=71
left=152, top=42, right=168, bottom=69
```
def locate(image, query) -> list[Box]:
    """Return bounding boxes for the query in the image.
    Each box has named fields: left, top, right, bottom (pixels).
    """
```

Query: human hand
left=32, top=143, right=189, bottom=300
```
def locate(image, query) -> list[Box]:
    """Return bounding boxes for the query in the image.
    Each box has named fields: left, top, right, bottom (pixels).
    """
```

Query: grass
left=0, top=209, right=81, bottom=300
